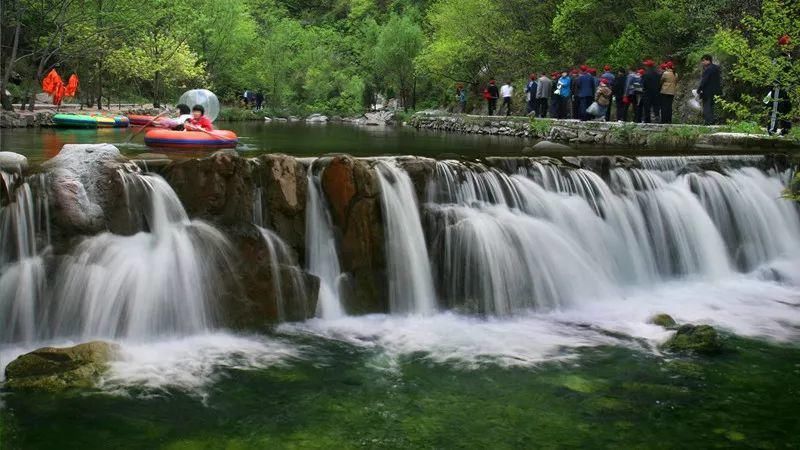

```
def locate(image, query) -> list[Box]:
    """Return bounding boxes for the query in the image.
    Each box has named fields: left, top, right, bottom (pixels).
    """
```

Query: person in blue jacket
left=556, top=71, right=572, bottom=119
left=576, top=66, right=598, bottom=121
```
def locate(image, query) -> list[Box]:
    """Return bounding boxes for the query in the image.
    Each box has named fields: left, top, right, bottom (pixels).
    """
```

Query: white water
left=305, top=169, right=344, bottom=318
left=376, top=161, right=437, bottom=315
left=426, top=159, right=797, bottom=315
left=257, top=225, right=310, bottom=321
left=0, top=172, right=48, bottom=343
left=282, top=274, right=800, bottom=369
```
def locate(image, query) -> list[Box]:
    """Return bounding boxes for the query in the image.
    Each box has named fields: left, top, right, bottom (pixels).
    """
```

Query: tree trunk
left=96, top=60, right=103, bottom=110
left=153, top=70, right=160, bottom=108
left=1, top=8, right=21, bottom=111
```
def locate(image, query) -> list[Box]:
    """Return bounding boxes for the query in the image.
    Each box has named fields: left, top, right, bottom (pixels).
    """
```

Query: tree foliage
left=0, top=0, right=797, bottom=121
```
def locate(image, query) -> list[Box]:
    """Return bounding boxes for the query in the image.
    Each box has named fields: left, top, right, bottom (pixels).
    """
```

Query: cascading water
left=256, top=226, right=309, bottom=321
left=48, top=172, right=232, bottom=340
left=1, top=170, right=233, bottom=343
left=0, top=172, right=49, bottom=343
left=425, top=157, right=797, bottom=316
left=376, top=160, right=437, bottom=315
left=305, top=168, right=344, bottom=318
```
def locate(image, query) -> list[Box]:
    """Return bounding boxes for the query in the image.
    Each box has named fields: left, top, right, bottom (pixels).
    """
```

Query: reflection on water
left=1, top=121, right=530, bottom=163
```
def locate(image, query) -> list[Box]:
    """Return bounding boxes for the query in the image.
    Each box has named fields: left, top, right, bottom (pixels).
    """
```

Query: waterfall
left=0, top=172, right=49, bottom=343
left=47, top=172, right=232, bottom=340
left=376, top=161, right=437, bottom=315
left=305, top=168, right=344, bottom=318
left=256, top=226, right=310, bottom=322
left=424, top=157, right=796, bottom=316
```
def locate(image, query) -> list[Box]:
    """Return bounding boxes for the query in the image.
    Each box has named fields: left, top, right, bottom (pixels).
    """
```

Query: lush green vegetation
left=1, top=0, right=798, bottom=121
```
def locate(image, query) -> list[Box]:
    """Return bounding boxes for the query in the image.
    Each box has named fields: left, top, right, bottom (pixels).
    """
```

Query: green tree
left=373, top=13, right=424, bottom=110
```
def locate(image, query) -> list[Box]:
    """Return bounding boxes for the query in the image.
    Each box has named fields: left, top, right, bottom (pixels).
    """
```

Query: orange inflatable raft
left=143, top=129, right=239, bottom=149
left=127, top=114, right=173, bottom=128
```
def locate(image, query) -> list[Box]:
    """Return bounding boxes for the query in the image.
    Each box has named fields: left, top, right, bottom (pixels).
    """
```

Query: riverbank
left=0, top=107, right=165, bottom=128
left=408, top=112, right=800, bottom=152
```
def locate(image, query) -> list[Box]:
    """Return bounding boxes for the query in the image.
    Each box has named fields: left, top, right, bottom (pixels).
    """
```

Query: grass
left=718, top=121, right=767, bottom=135
left=529, top=118, right=554, bottom=138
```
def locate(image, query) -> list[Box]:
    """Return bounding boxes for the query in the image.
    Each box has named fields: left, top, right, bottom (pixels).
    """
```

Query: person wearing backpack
left=623, top=68, right=643, bottom=122
left=660, top=62, right=678, bottom=123
left=593, top=78, right=613, bottom=121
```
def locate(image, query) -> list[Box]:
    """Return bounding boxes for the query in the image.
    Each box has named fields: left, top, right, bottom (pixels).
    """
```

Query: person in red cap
left=593, top=78, right=613, bottom=120
left=660, top=61, right=678, bottom=123
left=623, top=68, right=645, bottom=122
left=484, top=79, right=499, bottom=115
left=641, top=60, right=661, bottom=123
left=600, top=65, right=616, bottom=121
left=576, top=67, right=597, bottom=120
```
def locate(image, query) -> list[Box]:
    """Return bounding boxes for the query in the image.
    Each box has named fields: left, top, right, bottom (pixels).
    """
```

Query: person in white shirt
left=500, top=81, right=513, bottom=116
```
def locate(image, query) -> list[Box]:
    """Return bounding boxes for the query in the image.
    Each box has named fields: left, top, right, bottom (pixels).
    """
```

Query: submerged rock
left=4, top=341, right=119, bottom=392
left=532, top=140, right=572, bottom=152
left=662, top=324, right=723, bottom=355
left=649, top=313, right=677, bottom=329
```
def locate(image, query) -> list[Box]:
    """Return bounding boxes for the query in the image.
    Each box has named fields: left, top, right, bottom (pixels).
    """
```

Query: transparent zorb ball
left=178, top=89, right=220, bottom=122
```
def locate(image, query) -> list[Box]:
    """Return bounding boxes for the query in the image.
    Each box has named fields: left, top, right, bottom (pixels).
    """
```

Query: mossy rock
left=4, top=341, right=119, bottom=392
left=649, top=313, right=677, bottom=329
left=661, top=324, right=723, bottom=355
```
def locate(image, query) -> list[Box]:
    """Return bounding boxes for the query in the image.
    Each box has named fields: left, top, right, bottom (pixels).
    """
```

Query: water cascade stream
left=376, top=160, right=437, bottom=315
left=305, top=168, right=345, bottom=318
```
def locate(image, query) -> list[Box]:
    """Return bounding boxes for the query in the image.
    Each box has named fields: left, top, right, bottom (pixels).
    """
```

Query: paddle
left=184, top=123, right=229, bottom=141
left=125, top=109, right=170, bottom=143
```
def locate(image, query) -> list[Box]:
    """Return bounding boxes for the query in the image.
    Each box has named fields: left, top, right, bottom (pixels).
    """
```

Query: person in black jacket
left=641, top=60, right=661, bottom=123
left=612, top=69, right=627, bottom=121
left=698, top=55, right=722, bottom=125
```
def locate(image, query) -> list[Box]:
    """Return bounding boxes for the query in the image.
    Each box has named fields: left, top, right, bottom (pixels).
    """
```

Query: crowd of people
left=461, top=55, right=724, bottom=126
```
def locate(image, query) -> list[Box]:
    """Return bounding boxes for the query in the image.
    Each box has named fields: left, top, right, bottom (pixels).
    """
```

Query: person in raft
left=184, top=105, right=213, bottom=131
left=168, top=103, right=192, bottom=130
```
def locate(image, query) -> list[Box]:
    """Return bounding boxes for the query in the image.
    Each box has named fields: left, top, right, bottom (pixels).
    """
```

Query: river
left=1, top=122, right=799, bottom=449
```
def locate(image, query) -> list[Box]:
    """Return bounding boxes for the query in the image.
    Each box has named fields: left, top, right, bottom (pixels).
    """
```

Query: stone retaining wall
left=408, top=112, right=800, bottom=151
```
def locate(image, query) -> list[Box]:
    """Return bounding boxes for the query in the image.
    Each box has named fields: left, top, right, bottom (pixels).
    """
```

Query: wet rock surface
left=321, top=155, right=387, bottom=313
left=4, top=341, right=119, bottom=391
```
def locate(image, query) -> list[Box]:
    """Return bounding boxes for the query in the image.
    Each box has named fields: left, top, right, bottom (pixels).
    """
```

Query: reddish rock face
left=320, top=156, right=388, bottom=313
left=321, top=156, right=358, bottom=227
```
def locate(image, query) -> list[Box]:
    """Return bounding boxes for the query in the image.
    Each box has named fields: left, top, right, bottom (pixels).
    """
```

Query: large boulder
left=662, top=324, right=723, bottom=355
left=43, top=144, right=138, bottom=236
left=0, top=152, right=28, bottom=173
left=321, top=156, right=387, bottom=313
left=4, top=341, right=119, bottom=391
